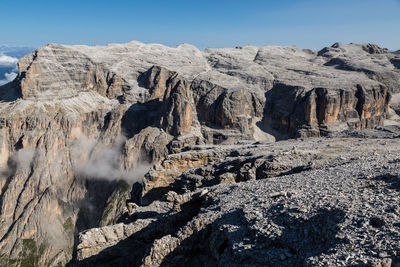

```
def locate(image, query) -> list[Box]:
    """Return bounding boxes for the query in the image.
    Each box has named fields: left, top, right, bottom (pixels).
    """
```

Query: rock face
left=265, top=83, right=390, bottom=138
left=76, top=129, right=400, bottom=266
left=0, top=41, right=398, bottom=266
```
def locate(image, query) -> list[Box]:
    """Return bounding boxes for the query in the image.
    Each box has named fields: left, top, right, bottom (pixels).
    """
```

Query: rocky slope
left=76, top=127, right=400, bottom=266
left=0, top=41, right=398, bottom=266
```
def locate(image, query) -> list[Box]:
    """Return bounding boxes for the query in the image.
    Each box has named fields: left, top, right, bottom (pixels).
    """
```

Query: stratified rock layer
left=0, top=41, right=398, bottom=266
left=76, top=129, right=400, bottom=266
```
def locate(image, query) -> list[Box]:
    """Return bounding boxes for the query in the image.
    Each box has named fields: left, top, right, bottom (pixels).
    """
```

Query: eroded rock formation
left=76, top=129, right=400, bottom=266
left=0, top=41, right=398, bottom=266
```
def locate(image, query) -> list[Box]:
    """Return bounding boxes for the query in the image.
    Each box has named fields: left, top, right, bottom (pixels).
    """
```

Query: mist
left=72, top=134, right=150, bottom=183
left=12, top=148, right=35, bottom=168
left=0, top=148, right=36, bottom=179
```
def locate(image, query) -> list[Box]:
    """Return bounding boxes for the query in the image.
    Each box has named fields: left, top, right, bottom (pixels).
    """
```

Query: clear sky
left=1, top=0, right=400, bottom=50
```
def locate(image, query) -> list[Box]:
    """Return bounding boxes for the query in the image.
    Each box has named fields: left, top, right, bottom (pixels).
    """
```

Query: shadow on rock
left=121, top=100, right=161, bottom=138
left=373, top=173, right=400, bottom=192
left=266, top=205, right=346, bottom=266
left=161, top=205, right=346, bottom=266
left=73, top=193, right=346, bottom=266
left=160, top=209, right=246, bottom=267
left=70, top=179, right=118, bottom=264
left=0, top=79, right=21, bottom=102
left=76, top=193, right=204, bottom=266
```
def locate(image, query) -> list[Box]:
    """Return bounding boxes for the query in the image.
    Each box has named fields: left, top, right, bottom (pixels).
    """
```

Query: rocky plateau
left=0, top=41, right=398, bottom=266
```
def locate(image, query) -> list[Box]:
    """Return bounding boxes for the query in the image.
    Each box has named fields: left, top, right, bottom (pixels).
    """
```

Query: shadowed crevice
left=75, top=194, right=204, bottom=266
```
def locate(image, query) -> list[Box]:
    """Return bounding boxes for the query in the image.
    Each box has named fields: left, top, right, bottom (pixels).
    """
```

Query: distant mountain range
left=0, top=46, right=35, bottom=85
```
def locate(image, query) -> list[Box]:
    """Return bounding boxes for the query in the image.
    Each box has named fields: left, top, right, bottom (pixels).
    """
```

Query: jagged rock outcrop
left=264, top=83, right=391, bottom=138
left=76, top=128, right=400, bottom=266
left=138, top=66, right=197, bottom=136
left=0, top=41, right=398, bottom=266
left=16, top=44, right=131, bottom=100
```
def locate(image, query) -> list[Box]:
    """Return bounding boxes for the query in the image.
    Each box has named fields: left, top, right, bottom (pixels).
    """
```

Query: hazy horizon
left=1, top=0, right=399, bottom=51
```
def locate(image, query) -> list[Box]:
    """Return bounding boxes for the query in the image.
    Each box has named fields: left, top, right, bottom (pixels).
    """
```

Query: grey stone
left=0, top=40, right=398, bottom=266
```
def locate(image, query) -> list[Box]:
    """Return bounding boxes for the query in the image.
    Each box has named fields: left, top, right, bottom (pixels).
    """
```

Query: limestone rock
left=0, top=40, right=398, bottom=266
left=264, top=83, right=391, bottom=138
left=76, top=133, right=400, bottom=266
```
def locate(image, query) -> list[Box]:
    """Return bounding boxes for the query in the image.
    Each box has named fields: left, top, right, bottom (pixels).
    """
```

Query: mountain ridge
left=0, top=41, right=399, bottom=266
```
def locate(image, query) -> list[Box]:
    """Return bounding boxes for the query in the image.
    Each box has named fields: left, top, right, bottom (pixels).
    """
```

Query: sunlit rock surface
left=0, top=41, right=398, bottom=266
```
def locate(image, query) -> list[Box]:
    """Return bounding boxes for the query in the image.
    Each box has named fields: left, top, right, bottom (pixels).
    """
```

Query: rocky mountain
left=0, top=41, right=399, bottom=266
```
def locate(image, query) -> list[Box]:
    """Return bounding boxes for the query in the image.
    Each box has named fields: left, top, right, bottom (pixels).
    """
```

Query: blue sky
left=1, top=0, right=400, bottom=50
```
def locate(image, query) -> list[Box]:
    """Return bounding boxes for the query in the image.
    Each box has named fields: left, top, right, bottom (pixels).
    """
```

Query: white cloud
left=0, top=52, right=18, bottom=85
left=12, top=148, right=36, bottom=168
left=72, top=134, right=150, bottom=183
left=0, top=52, right=18, bottom=86
left=0, top=53, right=18, bottom=68
left=0, top=71, right=17, bottom=86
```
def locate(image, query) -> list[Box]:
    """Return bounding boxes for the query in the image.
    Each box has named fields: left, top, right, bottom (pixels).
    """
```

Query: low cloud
left=76, top=145, right=120, bottom=180
left=12, top=148, right=36, bottom=168
left=0, top=71, right=17, bottom=85
left=119, top=164, right=152, bottom=184
left=72, top=134, right=150, bottom=183
left=0, top=53, right=18, bottom=85
left=0, top=53, right=18, bottom=68
left=0, top=148, right=36, bottom=178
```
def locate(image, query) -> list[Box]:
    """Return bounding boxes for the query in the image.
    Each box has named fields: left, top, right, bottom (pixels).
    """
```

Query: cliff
left=0, top=41, right=398, bottom=266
